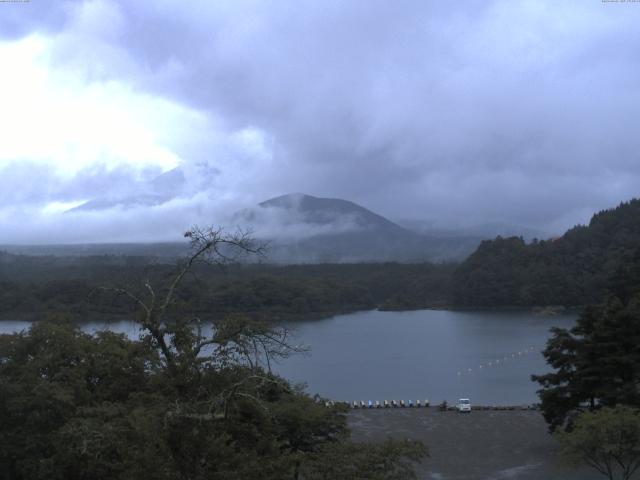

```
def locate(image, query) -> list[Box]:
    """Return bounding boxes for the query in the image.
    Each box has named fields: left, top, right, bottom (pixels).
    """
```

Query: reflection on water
left=0, top=309, right=576, bottom=404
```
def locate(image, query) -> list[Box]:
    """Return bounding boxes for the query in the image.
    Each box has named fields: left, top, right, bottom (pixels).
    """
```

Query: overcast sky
left=1, top=0, right=639, bottom=243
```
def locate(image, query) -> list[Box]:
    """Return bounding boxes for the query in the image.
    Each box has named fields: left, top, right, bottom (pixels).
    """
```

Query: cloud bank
left=1, top=0, right=640, bottom=243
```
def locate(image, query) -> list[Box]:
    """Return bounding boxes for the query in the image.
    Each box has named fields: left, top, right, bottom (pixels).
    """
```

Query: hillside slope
left=453, top=199, right=640, bottom=307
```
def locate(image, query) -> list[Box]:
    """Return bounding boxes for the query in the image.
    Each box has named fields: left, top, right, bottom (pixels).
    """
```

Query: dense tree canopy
left=0, top=256, right=454, bottom=321
left=454, top=199, right=640, bottom=307
left=0, top=319, right=356, bottom=480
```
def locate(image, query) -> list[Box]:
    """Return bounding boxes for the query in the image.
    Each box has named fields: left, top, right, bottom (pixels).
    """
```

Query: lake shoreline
left=0, top=304, right=584, bottom=323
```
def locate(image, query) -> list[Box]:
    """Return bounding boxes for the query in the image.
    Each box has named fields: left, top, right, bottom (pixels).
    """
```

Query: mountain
left=68, top=168, right=187, bottom=212
left=232, top=193, right=481, bottom=263
left=235, top=193, right=408, bottom=237
left=258, top=193, right=407, bottom=233
left=60, top=184, right=484, bottom=263
left=452, top=198, right=640, bottom=307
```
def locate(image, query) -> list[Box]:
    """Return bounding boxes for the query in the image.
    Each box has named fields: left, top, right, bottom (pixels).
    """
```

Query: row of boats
left=349, top=399, right=430, bottom=409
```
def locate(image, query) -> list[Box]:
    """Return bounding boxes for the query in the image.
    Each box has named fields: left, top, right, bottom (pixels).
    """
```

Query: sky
left=1, top=0, right=639, bottom=243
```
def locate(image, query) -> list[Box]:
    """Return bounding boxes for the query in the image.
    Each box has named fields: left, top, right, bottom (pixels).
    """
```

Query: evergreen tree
left=533, top=255, right=640, bottom=431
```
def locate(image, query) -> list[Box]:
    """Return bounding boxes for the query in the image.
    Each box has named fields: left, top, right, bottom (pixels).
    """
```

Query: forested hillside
left=5, top=198, right=640, bottom=316
left=453, top=199, right=640, bottom=307
left=0, top=255, right=453, bottom=321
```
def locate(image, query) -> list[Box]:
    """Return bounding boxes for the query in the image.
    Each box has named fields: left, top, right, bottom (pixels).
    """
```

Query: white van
left=456, top=398, right=471, bottom=413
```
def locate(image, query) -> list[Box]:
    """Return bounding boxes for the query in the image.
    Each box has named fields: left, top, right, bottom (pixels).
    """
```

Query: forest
left=0, top=253, right=454, bottom=322
left=2, top=199, right=640, bottom=322
left=453, top=199, right=640, bottom=307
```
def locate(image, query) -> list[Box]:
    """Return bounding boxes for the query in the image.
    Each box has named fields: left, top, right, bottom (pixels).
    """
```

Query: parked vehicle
left=456, top=398, right=471, bottom=413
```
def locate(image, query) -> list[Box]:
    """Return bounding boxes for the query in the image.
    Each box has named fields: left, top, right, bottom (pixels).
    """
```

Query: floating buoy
left=454, top=345, right=541, bottom=379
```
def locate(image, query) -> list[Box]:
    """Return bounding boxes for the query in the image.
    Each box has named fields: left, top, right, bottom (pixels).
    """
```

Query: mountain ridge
left=232, top=193, right=481, bottom=263
left=257, top=193, right=408, bottom=233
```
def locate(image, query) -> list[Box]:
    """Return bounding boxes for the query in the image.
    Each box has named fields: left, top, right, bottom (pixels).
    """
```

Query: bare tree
left=99, top=226, right=310, bottom=423
left=103, top=226, right=303, bottom=374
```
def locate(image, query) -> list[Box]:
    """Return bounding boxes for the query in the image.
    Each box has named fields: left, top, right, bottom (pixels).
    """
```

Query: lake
left=277, top=309, right=576, bottom=405
left=0, top=309, right=576, bottom=405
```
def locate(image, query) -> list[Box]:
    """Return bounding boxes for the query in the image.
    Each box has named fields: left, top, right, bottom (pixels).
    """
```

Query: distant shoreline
left=0, top=304, right=583, bottom=324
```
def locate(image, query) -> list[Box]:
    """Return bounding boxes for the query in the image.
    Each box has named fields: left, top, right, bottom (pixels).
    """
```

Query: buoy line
left=456, top=346, right=537, bottom=377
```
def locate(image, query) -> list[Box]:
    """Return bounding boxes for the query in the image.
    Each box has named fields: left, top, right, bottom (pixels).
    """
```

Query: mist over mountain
left=231, top=193, right=482, bottom=263
left=234, top=193, right=406, bottom=237
left=260, top=194, right=407, bottom=234
left=11, top=186, right=546, bottom=263
left=8, top=191, right=522, bottom=263
left=68, top=168, right=187, bottom=212
left=398, top=219, right=549, bottom=242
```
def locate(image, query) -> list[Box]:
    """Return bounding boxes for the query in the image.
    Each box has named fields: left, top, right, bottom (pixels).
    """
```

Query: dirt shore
left=348, top=408, right=601, bottom=480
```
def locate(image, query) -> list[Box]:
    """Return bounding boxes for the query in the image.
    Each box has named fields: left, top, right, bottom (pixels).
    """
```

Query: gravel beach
left=348, top=408, right=602, bottom=480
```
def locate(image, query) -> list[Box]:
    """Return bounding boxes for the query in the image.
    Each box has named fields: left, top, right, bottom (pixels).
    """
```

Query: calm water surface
left=276, top=309, right=577, bottom=405
left=1, top=309, right=576, bottom=405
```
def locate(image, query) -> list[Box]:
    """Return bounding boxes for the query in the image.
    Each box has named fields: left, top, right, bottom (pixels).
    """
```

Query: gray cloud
left=3, top=0, right=640, bottom=242
left=0, top=1, right=71, bottom=40
left=0, top=162, right=161, bottom=205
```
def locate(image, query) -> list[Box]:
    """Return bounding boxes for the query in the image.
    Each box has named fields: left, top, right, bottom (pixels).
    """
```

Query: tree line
left=0, top=255, right=454, bottom=321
